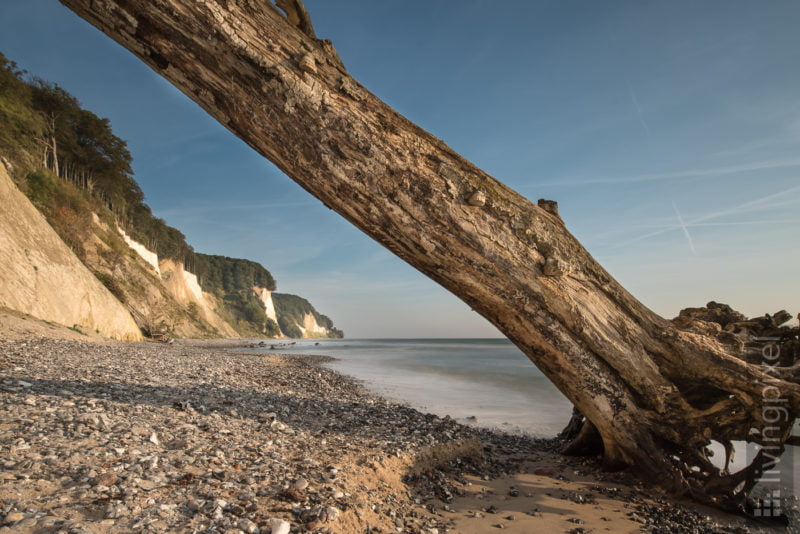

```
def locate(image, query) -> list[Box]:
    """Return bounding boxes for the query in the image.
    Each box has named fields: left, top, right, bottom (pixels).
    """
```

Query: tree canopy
left=0, top=52, right=194, bottom=263
left=193, top=253, right=277, bottom=294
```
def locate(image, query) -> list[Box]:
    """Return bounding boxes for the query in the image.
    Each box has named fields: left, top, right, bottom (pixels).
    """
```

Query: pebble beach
left=0, top=313, right=780, bottom=533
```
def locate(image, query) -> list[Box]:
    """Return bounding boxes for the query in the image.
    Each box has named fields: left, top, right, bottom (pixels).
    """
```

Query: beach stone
left=165, top=439, right=187, bottom=450
left=104, top=503, right=128, bottom=519
left=92, top=472, right=117, bottom=487
left=281, top=487, right=304, bottom=502
left=269, top=518, right=290, bottom=534
left=2, top=512, right=24, bottom=525
left=0, top=337, right=758, bottom=534
left=137, top=479, right=159, bottom=491
left=16, top=518, right=37, bottom=529
left=324, top=506, right=340, bottom=522
left=292, top=477, right=309, bottom=490
left=228, top=503, right=246, bottom=517
left=237, top=518, right=259, bottom=533
left=186, top=499, right=201, bottom=512
left=77, top=414, right=100, bottom=428
left=35, top=515, right=61, bottom=528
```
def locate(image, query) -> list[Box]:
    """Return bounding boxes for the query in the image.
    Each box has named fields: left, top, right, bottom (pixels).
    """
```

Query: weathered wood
left=59, top=0, right=799, bottom=511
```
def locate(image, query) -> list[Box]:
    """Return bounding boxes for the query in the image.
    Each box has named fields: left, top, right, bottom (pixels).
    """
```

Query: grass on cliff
left=25, top=170, right=94, bottom=260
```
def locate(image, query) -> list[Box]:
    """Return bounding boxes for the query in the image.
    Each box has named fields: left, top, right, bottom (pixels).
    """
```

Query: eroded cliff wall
left=159, top=259, right=238, bottom=337
left=0, top=163, right=142, bottom=340
left=299, top=312, right=329, bottom=337
left=252, top=286, right=279, bottom=323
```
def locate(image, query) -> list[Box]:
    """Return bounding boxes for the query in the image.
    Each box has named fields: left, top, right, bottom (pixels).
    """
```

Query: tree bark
left=59, top=0, right=798, bottom=512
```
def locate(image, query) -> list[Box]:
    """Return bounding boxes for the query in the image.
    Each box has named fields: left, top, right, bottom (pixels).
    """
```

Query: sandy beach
left=0, top=311, right=782, bottom=533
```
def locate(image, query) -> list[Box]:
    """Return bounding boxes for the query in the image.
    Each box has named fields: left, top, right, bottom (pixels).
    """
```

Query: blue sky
left=1, top=1, right=798, bottom=337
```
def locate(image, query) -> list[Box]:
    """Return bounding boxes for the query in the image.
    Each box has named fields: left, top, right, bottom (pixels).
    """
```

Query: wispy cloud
left=680, top=219, right=800, bottom=227
left=537, top=157, right=800, bottom=187
left=624, top=218, right=800, bottom=229
left=615, top=184, right=800, bottom=249
left=698, top=183, right=800, bottom=220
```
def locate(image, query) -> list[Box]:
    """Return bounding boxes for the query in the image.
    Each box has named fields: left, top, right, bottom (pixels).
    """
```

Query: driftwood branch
left=58, top=0, right=798, bottom=513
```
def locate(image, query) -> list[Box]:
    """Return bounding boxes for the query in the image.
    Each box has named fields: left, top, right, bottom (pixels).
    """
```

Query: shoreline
left=0, top=323, right=783, bottom=532
left=255, top=338, right=574, bottom=440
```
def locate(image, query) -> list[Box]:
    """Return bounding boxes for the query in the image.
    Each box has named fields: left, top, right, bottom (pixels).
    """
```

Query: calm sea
left=251, top=338, right=572, bottom=438
left=251, top=337, right=799, bottom=506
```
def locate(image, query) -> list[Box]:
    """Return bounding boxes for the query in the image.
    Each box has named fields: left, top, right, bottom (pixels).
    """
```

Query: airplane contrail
left=672, top=202, right=696, bottom=255
left=627, top=79, right=651, bottom=140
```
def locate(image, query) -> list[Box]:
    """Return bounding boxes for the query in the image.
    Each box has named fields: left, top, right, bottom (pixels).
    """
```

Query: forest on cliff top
left=0, top=51, right=341, bottom=339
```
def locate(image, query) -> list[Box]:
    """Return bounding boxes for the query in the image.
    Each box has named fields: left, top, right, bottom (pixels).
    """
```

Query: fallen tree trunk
left=60, top=0, right=798, bottom=513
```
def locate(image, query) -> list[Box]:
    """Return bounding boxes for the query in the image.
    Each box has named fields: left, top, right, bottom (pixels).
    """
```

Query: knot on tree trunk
left=537, top=198, right=560, bottom=218
left=273, top=0, right=317, bottom=39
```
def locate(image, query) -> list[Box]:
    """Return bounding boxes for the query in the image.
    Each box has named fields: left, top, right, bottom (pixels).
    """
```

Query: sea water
left=253, top=338, right=799, bottom=507
left=251, top=338, right=800, bottom=518
left=253, top=338, right=572, bottom=437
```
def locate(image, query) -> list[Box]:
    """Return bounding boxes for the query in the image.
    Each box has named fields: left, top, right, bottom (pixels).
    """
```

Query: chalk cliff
left=118, top=226, right=161, bottom=276
left=300, top=312, right=329, bottom=337
left=0, top=162, right=342, bottom=340
left=159, top=259, right=238, bottom=337
left=0, top=163, right=142, bottom=340
left=252, top=286, right=279, bottom=323
left=0, top=51, right=341, bottom=341
left=272, top=292, right=343, bottom=339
